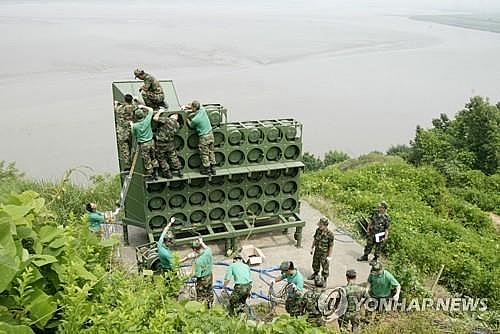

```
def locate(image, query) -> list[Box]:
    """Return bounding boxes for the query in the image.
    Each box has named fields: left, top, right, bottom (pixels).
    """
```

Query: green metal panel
left=112, top=80, right=305, bottom=246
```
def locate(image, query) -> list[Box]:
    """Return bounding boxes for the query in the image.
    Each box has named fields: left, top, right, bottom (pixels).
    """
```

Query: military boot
left=357, top=254, right=369, bottom=262
left=210, top=164, right=216, bottom=175
left=322, top=277, right=328, bottom=288
left=162, top=169, right=173, bottom=179
left=174, top=168, right=184, bottom=177
left=200, top=166, right=211, bottom=175
left=308, top=272, right=318, bottom=280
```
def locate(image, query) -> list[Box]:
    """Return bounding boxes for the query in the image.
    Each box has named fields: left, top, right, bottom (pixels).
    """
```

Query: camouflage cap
left=134, top=68, right=145, bottom=78
left=318, top=217, right=329, bottom=226
left=370, top=262, right=384, bottom=274
left=279, top=261, right=291, bottom=272
left=378, top=201, right=388, bottom=209
left=346, top=269, right=357, bottom=278
left=191, top=240, right=201, bottom=249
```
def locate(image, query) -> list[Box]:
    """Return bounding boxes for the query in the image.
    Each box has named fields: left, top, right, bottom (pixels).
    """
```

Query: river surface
left=1, top=0, right=500, bottom=181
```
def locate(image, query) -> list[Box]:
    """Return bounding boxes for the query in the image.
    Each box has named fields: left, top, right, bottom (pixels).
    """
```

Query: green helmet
left=346, top=269, right=357, bottom=278
left=318, top=217, right=329, bottom=226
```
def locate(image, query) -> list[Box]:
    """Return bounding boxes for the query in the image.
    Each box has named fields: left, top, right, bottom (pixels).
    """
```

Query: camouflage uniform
left=140, top=73, right=165, bottom=109
left=285, top=292, right=305, bottom=317
left=362, top=212, right=391, bottom=259
left=139, top=140, right=158, bottom=176
left=114, top=103, right=136, bottom=169
left=339, top=283, right=367, bottom=332
left=229, top=283, right=252, bottom=315
left=303, top=290, right=325, bottom=326
left=196, top=273, right=214, bottom=306
left=199, top=132, right=216, bottom=168
left=155, top=114, right=182, bottom=173
left=312, top=227, right=335, bottom=280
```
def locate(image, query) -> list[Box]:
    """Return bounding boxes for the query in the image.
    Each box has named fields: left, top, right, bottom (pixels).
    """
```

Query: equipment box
left=241, top=245, right=265, bottom=265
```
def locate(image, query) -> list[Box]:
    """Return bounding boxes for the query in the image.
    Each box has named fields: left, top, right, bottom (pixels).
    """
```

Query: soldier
left=302, top=289, right=325, bottom=326
left=131, top=105, right=159, bottom=181
left=134, top=68, right=166, bottom=109
left=223, top=254, right=252, bottom=315
left=357, top=201, right=391, bottom=262
left=114, top=94, right=136, bottom=171
left=185, top=100, right=216, bottom=176
left=153, top=112, right=183, bottom=179
left=338, top=269, right=368, bottom=332
left=181, top=237, right=214, bottom=307
left=275, top=261, right=305, bottom=316
left=309, top=217, right=335, bottom=287
left=367, top=262, right=400, bottom=313
left=85, top=203, right=105, bottom=239
left=157, top=220, right=174, bottom=272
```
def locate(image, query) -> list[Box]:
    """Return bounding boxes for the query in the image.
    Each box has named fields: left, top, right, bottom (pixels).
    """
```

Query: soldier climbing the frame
left=153, top=112, right=183, bottom=179
left=130, top=105, right=159, bottom=181
left=309, top=217, right=335, bottom=287
left=114, top=94, right=136, bottom=171
left=357, top=201, right=391, bottom=262
left=134, top=68, right=166, bottom=110
left=184, top=100, right=216, bottom=176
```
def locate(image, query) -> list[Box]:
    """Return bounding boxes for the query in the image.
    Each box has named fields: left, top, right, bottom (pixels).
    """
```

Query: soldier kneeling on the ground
left=275, top=261, right=305, bottom=317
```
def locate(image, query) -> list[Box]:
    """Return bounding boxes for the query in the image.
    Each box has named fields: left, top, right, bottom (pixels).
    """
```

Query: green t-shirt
left=368, top=270, right=400, bottom=298
left=132, top=110, right=154, bottom=143
left=87, top=210, right=104, bottom=233
left=194, top=247, right=213, bottom=278
left=224, top=261, right=252, bottom=285
left=281, top=270, right=304, bottom=292
left=157, top=230, right=174, bottom=270
left=190, top=106, right=212, bottom=136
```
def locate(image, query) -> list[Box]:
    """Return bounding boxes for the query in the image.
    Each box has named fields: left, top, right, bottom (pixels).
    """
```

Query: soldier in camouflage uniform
left=309, top=217, right=335, bottom=287
left=303, top=289, right=325, bottom=326
left=114, top=94, right=136, bottom=171
left=131, top=105, right=159, bottom=180
left=338, top=269, right=368, bottom=332
left=185, top=100, right=216, bottom=176
left=180, top=237, right=214, bottom=307
left=134, top=68, right=166, bottom=109
left=153, top=112, right=183, bottom=179
left=275, top=261, right=305, bottom=317
left=223, top=254, right=252, bottom=315
left=357, top=202, right=391, bottom=262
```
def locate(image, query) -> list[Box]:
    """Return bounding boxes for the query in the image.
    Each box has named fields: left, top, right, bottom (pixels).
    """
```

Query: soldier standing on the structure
left=114, top=94, right=136, bottom=171
left=131, top=105, right=159, bottom=181
left=357, top=201, right=391, bottom=262
left=185, top=100, right=216, bottom=176
left=275, top=261, right=305, bottom=316
left=309, top=217, right=335, bottom=287
left=223, top=254, right=252, bottom=315
left=153, top=112, right=183, bottom=179
left=181, top=237, right=214, bottom=307
left=338, top=269, right=368, bottom=332
left=133, top=68, right=166, bottom=109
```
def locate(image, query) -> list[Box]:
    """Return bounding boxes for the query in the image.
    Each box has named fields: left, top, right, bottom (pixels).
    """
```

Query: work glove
left=393, top=292, right=400, bottom=302
left=187, top=252, right=196, bottom=259
left=326, top=256, right=332, bottom=262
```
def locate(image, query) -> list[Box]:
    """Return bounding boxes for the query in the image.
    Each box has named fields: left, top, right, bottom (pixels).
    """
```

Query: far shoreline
left=410, top=13, right=500, bottom=34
